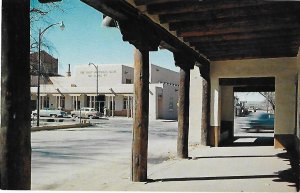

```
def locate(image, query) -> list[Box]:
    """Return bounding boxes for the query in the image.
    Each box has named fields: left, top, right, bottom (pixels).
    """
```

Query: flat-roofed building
left=30, top=63, right=179, bottom=120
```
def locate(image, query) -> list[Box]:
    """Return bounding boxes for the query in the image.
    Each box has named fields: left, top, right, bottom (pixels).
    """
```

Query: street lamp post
left=89, top=63, right=99, bottom=112
left=37, top=21, right=65, bottom=126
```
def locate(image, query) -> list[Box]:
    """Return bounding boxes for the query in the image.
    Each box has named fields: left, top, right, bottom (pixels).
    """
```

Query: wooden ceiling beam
left=201, top=49, right=299, bottom=58
left=196, top=44, right=300, bottom=55
left=210, top=52, right=297, bottom=61
left=171, top=13, right=300, bottom=32
left=134, top=0, right=183, bottom=6
left=183, top=29, right=300, bottom=43
left=191, top=36, right=300, bottom=48
left=147, top=0, right=269, bottom=15
left=179, top=22, right=300, bottom=38
left=159, top=3, right=299, bottom=23
left=219, top=77, right=275, bottom=86
left=233, top=86, right=275, bottom=92
left=203, top=47, right=297, bottom=57
left=205, top=48, right=298, bottom=61
left=196, top=42, right=299, bottom=56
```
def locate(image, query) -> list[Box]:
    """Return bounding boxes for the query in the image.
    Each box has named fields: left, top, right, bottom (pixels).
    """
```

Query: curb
left=31, top=123, right=92, bottom=132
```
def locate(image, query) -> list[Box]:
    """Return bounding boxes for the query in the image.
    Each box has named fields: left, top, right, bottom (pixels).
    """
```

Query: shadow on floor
left=148, top=136, right=299, bottom=191
left=148, top=174, right=279, bottom=183
left=275, top=149, right=299, bottom=191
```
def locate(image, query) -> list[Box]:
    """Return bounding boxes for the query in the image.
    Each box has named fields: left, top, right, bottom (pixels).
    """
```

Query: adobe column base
left=274, top=134, right=296, bottom=150
left=209, top=126, right=220, bottom=147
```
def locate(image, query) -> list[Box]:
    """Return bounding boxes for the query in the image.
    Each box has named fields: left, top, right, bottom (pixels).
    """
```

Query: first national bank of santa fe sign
left=79, top=69, right=117, bottom=78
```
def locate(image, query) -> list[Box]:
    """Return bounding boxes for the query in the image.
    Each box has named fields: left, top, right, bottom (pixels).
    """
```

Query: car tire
left=50, top=114, right=57, bottom=118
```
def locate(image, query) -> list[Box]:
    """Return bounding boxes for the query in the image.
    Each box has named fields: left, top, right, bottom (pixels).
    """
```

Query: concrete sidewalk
left=55, top=145, right=298, bottom=192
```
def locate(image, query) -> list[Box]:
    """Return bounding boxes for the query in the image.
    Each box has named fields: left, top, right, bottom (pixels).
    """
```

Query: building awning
left=123, top=94, right=134, bottom=97
left=105, top=94, right=116, bottom=97
left=52, top=94, right=63, bottom=96
left=69, top=94, right=81, bottom=96
left=31, top=93, right=48, bottom=97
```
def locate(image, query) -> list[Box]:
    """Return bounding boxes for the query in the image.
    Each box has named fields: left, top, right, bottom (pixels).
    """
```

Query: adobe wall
left=189, top=67, right=203, bottom=145
left=210, top=57, right=298, bottom=148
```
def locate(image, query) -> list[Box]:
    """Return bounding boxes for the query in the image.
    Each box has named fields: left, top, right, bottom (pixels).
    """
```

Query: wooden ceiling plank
left=171, top=13, right=300, bottom=32
left=191, top=36, right=300, bottom=48
left=201, top=50, right=299, bottom=59
left=159, top=3, right=299, bottom=23
left=210, top=52, right=297, bottom=61
left=183, top=29, right=300, bottom=43
left=134, top=0, right=184, bottom=6
left=179, top=22, right=300, bottom=37
left=202, top=49, right=299, bottom=58
left=147, top=0, right=269, bottom=15
left=201, top=47, right=298, bottom=58
left=196, top=44, right=300, bottom=54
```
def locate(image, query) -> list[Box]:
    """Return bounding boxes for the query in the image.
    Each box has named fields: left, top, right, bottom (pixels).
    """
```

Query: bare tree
left=30, top=0, right=71, bottom=77
left=30, top=0, right=66, bottom=53
left=259, top=92, right=275, bottom=111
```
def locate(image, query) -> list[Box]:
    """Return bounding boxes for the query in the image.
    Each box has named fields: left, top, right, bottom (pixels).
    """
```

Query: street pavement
left=233, top=111, right=274, bottom=147
left=31, top=117, right=178, bottom=190
left=31, top=116, right=297, bottom=191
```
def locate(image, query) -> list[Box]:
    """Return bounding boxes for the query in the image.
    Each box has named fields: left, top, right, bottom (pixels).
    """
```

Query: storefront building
left=30, top=63, right=179, bottom=120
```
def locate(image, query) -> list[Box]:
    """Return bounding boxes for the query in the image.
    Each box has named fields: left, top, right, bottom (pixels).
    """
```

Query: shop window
left=110, top=101, right=115, bottom=110
left=43, top=96, right=49, bottom=109
left=123, top=98, right=127, bottom=109
left=60, top=96, right=65, bottom=109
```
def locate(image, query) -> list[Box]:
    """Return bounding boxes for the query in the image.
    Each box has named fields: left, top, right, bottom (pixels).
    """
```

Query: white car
left=71, top=107, right=100, bottom=118
left=32, top=108, right=67, bottom=118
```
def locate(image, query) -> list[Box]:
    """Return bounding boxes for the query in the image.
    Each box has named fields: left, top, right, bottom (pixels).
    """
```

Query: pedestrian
left=104, top=106, right=107, bottom=117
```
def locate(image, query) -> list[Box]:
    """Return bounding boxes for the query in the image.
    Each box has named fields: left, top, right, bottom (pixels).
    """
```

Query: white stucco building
left=31, top=64, right=179, bottom=120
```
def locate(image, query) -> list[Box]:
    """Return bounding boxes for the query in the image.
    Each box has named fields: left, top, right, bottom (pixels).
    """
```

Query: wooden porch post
left=118, top=20, right=160, bottom=182
left=132, top=48, right=150, bottom=182
left=173, top=53, right=192, bottom=159
left=177, top=68, right=190, bottom=158
left=1, top=0, right=31, bottom=189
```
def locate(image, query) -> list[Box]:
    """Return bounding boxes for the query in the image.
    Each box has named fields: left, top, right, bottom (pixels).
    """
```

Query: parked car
left=71, top=107, right=100, bottom=118
left=32, top=108, right=67, bottom=118
left=245, top=112, right=274, bottom=132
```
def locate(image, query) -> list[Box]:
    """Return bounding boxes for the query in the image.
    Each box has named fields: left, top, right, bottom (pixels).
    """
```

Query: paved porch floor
left=54, top=145, right=298, bottom=192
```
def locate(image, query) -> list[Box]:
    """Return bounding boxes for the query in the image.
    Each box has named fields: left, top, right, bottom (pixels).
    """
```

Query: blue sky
left=30, top=0, right=266, bottom=102
left=235, top=92, right=266, bottom=102
left=30, top=0, right=178, bottom=75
